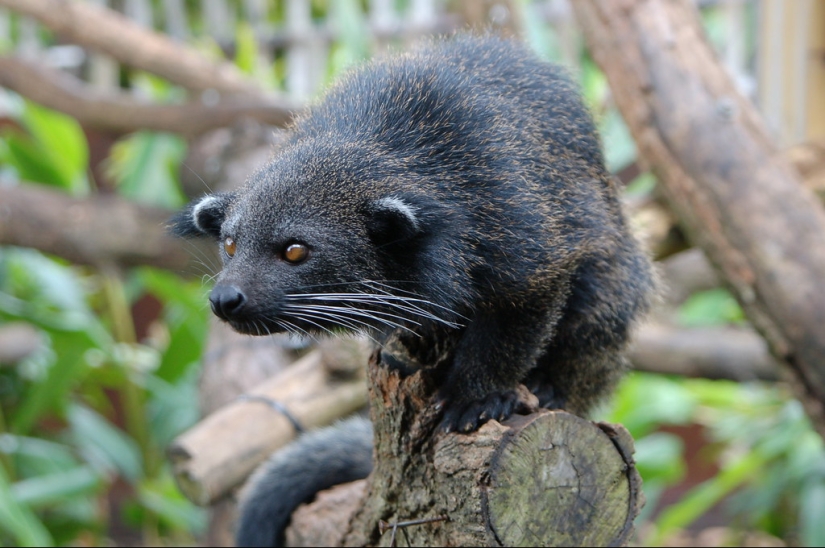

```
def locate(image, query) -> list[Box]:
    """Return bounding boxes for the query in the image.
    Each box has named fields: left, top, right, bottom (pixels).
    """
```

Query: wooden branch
left=318, top=335, right=643, bottom=547
left=630, top=323, right=780, bottom=382
left=658, top=248, right=720, bottom=305
left=0, top=57, right=300, bottom=135
left=168, top=342, right=369, bottom=506
left=0, top=0, right=263, bottom=97
left=0, top=184, right=215, bottom=274
left=572, top=0, right=825, bottom=438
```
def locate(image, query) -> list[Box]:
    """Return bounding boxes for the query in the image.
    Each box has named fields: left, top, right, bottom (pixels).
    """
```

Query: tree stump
left=285, top=334, right=643, bottom=547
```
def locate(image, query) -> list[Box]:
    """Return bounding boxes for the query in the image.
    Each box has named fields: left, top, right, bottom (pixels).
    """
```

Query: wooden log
left=285, top=335, right=643, bottom=547
left=0, top=183, right=215, bottom=275
left=287, top=411, right=642, bottom=547
left=571, top=0, right=825, bottom=438
left=630, top=323, right=780, bottom=382
left=168, top=341, right=369, bottom=506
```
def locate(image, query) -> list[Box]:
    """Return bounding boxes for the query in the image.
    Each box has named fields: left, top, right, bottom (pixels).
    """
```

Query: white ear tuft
left=192, top=195, right=222, bottom=233
left=375, top=196, right=420, bottom=233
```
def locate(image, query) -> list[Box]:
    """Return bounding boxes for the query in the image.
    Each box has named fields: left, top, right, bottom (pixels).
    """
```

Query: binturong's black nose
left=209, top=284, right=247, bottom=321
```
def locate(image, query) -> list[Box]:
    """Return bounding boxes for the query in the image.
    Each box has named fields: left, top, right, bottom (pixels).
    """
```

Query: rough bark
left=0, top=57, right=299, bottom=136
left=278, top=335, right=644, bottom=548
left=572, top=0, right=825, bottom=438
left=168, top=340, right=369, bottom=506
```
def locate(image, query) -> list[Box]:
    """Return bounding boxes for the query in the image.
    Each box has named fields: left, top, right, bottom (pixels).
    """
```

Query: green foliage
left=0, top=243, right=209, bottom=546
left=678, top=288, right=747, bottom=327
left=0, top=94, right=207, bottom=544
left=0, top=100, right=89, bottom=194
left=605, top=374, right=825, bottom=546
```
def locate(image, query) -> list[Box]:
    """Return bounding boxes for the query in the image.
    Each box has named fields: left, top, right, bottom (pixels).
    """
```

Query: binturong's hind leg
left=525, top=250, right=651, bottom=417
left=525, top=348, right=629, bottom=417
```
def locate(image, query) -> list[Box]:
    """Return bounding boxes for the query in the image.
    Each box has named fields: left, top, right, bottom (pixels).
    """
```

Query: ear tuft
left=366, top=196, right=422, bottom=246
left=169, top=193, right=232, bottom=239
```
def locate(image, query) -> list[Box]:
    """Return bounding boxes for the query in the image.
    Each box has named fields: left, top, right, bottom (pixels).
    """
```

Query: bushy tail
left=235, top=416, right=374, bottom=547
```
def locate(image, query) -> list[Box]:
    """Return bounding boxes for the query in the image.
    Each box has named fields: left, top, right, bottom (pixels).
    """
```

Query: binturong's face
left=168, top=158, right=460, bottom=339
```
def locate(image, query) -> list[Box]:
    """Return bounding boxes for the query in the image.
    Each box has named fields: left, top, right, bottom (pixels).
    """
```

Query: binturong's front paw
left=437, top=390, right=526, bottom=434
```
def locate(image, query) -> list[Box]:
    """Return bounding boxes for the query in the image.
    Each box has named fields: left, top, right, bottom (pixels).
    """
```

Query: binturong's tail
left=235, top=416, right=374, bottom=547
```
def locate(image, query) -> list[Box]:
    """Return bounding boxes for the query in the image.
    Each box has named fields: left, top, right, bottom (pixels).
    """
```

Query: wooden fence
left=5, top=0, right=816, bottom=146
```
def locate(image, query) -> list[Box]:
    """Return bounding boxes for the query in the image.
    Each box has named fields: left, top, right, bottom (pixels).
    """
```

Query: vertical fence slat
left=124, top=0, right=154, bottom=28
left=163, top=0, right=191, bottom=41
left=202, top=0, right=236, bottom=44
left=286, top=0, right=324, bottom=98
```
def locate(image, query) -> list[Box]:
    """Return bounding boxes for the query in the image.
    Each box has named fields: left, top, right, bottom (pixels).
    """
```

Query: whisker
left=284, top=303, right=421, bottom=329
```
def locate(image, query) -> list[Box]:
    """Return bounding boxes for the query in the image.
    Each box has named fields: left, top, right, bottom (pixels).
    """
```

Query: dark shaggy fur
left=172, top=35, right=654, bottom=547
left=235, top=417, right=373, bottom=547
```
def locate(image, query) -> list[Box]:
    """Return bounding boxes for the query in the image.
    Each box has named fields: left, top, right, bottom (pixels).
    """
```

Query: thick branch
left=169, top=343, right=368, bottom=506
left=573, top=0, right=825, bottom=437
left=0, top=183, right=213, bottom=274
left=335, top=335, right=642, bottom=547
left=0, top=57, right=300, bottom=135
left=0, top=0, right=262, bottom=97
left=630, top=323, right=780, bottom=382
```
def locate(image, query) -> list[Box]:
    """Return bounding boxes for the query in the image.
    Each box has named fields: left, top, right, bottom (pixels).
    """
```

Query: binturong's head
left=168, top=149, right=465, bottom=339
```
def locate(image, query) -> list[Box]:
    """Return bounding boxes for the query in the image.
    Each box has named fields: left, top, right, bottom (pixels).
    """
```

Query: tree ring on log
left=483, top=411, right=641, bottom=547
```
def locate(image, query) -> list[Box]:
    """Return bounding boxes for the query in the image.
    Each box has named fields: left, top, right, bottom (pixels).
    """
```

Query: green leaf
left=328, top=0, right=369, bottom=79
left=0, top=466, right=54, bottom=547
left=137, top=474, right=206, bottom=533
left=10, top=329, right=95, bottom=435
left=605, top=373, right=697, bottom=437
left=649, top=450, right=767, bottom=545
left=106, top=132, right=187, bottom=209
left=678, top=288, right=745, bottom=327
left=0, top=132, right=70, bottom=188
left=20, top=101, right=89, bottom=194
left=67, top=404, right=143, bottom=482
left=235, top=22, right=258, bottom=75
left=800, top=480, right=825, bottom=547
left=146, top=374, right=200, bottom=447
left=634, top=432, right=686, bottom=485
left=10, top=466, right=101, bottom=510
left=2, top=435, right=79, bottom=479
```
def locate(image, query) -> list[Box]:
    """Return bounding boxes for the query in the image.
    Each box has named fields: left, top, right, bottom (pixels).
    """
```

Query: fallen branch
left=0, top=57, right=300, bottom=135
left=0, top=183, right=213, bottom=274
left=630, top=323, right=779, bottom=382
left=573, top=0, right=825, bottom=437
left=168, top=341, right=369, bottom=506
left=0, top=0, right=263, bottom=97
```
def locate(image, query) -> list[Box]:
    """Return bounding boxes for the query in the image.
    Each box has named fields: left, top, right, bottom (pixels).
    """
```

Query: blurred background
left=0, top=0, right=823, bottom=546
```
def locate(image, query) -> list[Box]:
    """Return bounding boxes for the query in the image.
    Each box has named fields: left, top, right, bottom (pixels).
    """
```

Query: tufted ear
left=169, top=193, right=233, bottom=239
left=366, top=196, right=423, bottom=246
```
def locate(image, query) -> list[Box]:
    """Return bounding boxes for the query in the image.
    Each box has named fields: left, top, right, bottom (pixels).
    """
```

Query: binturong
left=171, top=35, right=655, bottom=546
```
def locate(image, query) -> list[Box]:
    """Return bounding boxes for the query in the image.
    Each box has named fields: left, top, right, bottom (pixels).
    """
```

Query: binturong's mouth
left=209, top=281, right=464, bottom=338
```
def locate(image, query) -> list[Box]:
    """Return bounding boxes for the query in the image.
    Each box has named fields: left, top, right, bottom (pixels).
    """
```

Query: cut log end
left=484, top=412, right=642, bottom=547
left=287, top=410, right=642, bottom=547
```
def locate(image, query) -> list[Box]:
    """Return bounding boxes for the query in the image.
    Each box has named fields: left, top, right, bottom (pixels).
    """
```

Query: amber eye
left=283, top=243, right=309, bottom=264
left=223, top=236, right=236, bottom=257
